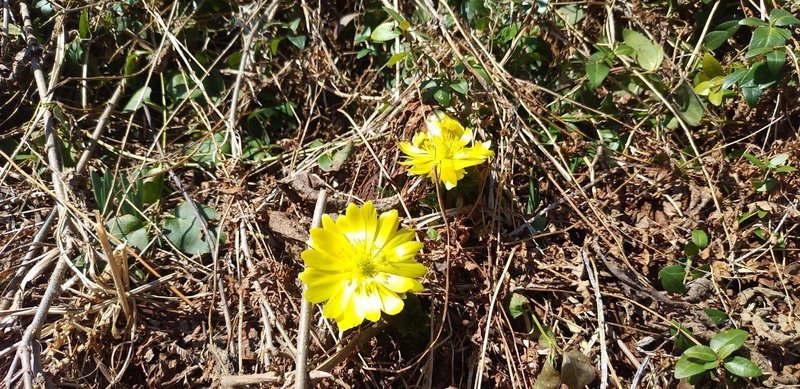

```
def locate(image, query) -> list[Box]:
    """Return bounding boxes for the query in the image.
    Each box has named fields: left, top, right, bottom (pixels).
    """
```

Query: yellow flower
left=399, top=112, right=494, bottom=190
left=299, top=201, right=426, bottom=331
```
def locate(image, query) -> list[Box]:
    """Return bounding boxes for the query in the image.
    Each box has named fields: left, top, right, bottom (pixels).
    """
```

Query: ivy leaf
left=673, top=83, right=704, bottom=127
left=738, top=17, right=768, bottom=27
left=163, top=202, right=226, bottom=255
left=386, top=51, right=409, bottom=67
left=191, top=132, right=231, bottom=166
left=748, top=26, right=791, bottom=54
left=622, top=29, right=664, bottom=71
left=766, top=50, right=786, bottom=75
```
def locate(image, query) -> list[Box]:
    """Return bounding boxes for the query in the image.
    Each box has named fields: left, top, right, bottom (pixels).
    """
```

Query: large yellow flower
left=398, top=112, right=494, bottom=190
left=299, top=201, right=426, bottom=331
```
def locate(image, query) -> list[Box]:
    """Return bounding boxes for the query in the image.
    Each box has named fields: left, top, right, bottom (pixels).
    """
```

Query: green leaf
left=769, top=8, right=800, bottom=27
left=163, top=202, right=226, bottom=255
left=108, top=214, right=149, bottom=252
left=739, top=17, right=768, bottom=27
left=766, top=50, right=786, bottom=75
left=139, top=166, right=164, bottom=204
left=692, top=229, right=709, bottom=249
left=723, top=356, right=762, bottom=377
left=556, top=4, right=584, bottom=25
left=287, top=35, right=306, bottom=50
left=674, top=354, right=712, bottom=379
left=382, top=6, right=408, bottom=27
left=723, top=68, right=747, bottom=89
left=317, top=141, right=354, bottom=172
left=79, top=9, right=91, bottom=39
left=703, top=308, right=728, bottom=326
left=683, top=345, right=718, bottom=362
left=191, top=132, right=231, bottom=165
left=708, top=88, right=723, bottom=106
left=701, top=53, right=724, bottom=78
left=670, top=322, right=695, bottom=351
left=742, top=152, right=767, bottom=169
left=533, top=357, right=561, bottom=389
left=769, top=153, right=789, bottom=168
left=508, top=293, right=529, bottom=319
left=710, top=329, right=748, bottom=359
left=91, top=169, right=116, bottom=215
left=386, top=51, right=409, bottom=67
left=527, top=168, right=540, bottom=213
left=586, top=61, right=610, bottom=88
left=371, top=22, right=401, bottom=42
left=659, top=265, right=686, bottom=294
left=426, top=227, right=439, bottom=241
left=449, top=79, right=469, bottom=95
left=704, top=20, right=741, bottom=50
left=433, top=88, right=451, bottom=106
left=673, top=83, right=704, bottom=127
left=684, top=241, right=700, bottom=257
left=122, top=86, right=152, bottom=112
left=622, top=29, right=664, bottom=71
left=748, top=26, right=791, bottom=54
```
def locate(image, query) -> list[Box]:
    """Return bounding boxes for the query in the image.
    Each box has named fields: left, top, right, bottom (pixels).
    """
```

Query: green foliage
left=622, top=29, right=664, bottom=71
left=730, top=8, right=799, bottom=106
left=693, top=54, right=733, bottom=106
left=163, top=202, right=226, bottom=255
left=740, top=152, right=796, bottom=192
left=659, top=229, right=709, bottom=294
left=190, top=132, right=231, bottom=166
left=674, top=329, right=761, bottom=382
left=107, top=214, right=149, bottom=252
left=317, top=141, right=355, bottom=172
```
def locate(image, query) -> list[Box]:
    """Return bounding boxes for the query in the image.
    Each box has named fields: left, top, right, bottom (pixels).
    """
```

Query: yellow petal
left=324, top=281, right=355, bottom=319
left=356, top=284, right=383, bottom=322
left=334, top=293, right=364, bottom=331
left=301, top=249, right=349, bottom=272
left=304, top=277, right=343, bottom=303
left=388, top=241, right=424, bottom=262
left=378, top=274, right=416, bottom=293
left=374, top=210, right=400, bottom=250
left=386, top=261, right=427, bottom=278
left=383, top=229, right=415, bottom=251
left=376, top=284, right=404, bottom=315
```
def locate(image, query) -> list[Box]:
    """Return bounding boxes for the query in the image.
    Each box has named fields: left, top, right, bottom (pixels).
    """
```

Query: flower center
left=352, top=241, right=385, bottom=278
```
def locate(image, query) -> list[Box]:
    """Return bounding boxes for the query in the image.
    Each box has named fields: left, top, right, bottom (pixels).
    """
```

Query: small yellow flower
left=399, top=112, right=494, bottom=190
left=299, top=201, right=426, bottom=331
